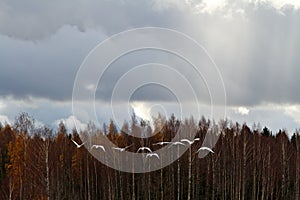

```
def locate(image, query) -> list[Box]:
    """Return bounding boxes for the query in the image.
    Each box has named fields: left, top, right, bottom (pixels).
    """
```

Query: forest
left=0, top=112, right=299, bottom=200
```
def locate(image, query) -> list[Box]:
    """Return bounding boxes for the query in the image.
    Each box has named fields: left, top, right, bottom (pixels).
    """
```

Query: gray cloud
left=0, top=0, right=300, bottom=107
left=0, top=0, right=182, bottom=40
left=0, top=26, right=106, bottom=100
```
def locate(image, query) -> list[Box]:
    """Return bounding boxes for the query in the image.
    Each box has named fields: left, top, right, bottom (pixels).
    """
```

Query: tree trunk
left=241, top=134, right=246, bottom=200
left=87, top=154, right=91, bottom=200
left=8, top=177, right=14, bottom=200
left=252, top=136, right=256, bottom=200
left=148, top=170, right=151, bottom=200
left=19, top=167, right=22, bottom=200
left=187, top=147, right=192, bottom=200
left=160, top=167, right=164, bottom=200
left=132, top=170, right=135, bottom=200
left=296, top=136, right=300, bottom=200
left=107, top=167, right=112, bottom=200
left=45, top=141, right=50, bottom=200
left=281, top=141, right=286, bottom=199
left=94, top=161, right=98, bottom=199
left=212, top=156, right=216, bottom=200
left=177, top=147, right=180, bottom=200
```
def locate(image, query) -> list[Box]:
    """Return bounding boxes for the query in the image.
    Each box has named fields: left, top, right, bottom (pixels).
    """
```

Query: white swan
left=180, top=138, right=200, bottom=145
left=145, top=152, right=160, bottom=159
left=112, top=144, right=132, bottom=152
left=152, top=141, right=171, bottom=146
left=196, top=147, right=214, bottom=154
left=71, top=139, right=85, bottom=149
left=137, top=147, right=152, bottom=153
left=91, top=145, right=106, bottom=152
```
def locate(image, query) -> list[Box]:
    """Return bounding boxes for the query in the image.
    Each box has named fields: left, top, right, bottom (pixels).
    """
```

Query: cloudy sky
left=0, top=0, right=300, bottom=135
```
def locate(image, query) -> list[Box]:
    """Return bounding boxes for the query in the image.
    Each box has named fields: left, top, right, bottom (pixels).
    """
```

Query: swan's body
left=152, top=142, right=171, bottom=146
left=113, top=145, right=132, bottom=152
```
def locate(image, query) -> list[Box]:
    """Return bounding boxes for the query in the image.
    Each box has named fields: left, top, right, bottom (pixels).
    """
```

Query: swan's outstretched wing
left=168, top=142, right=185, bottom=149
left=71, top=139, right=85, bottom=148
left=71, top=139, right=79, bottom=147
left=137, top=147, right=152, bottom=153
left=196, top=147, right=214, bottom=153
left=180, top=139, right=194, bottom=144
left=92, top=145, right=106, bottom=152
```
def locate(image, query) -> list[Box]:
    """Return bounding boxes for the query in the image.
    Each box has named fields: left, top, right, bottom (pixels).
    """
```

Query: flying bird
left=145, top=152, right=160, bottom=159
left=91, top=145, right=106, bottom=152
left=112, top=144, right=133, bottom=152
left=196, top=147, right=214, bottom=154
left=71, top=139, right=86, bottom=149
left=137, top=147, right=152, bottom=153
left=180, top=138, right=200, bottom=145
left=168, top=141, right=185, bottom=149
left=152, top=141, right=171, bottom=146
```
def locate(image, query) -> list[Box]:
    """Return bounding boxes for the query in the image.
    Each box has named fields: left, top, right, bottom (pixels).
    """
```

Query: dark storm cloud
left=0, top=0, right=300, bottom=106
left=0, top=26, right=102, bottom=100
left=0, top=0, right=182, bottom=40
left=0, top=0, right=187, bottom=101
